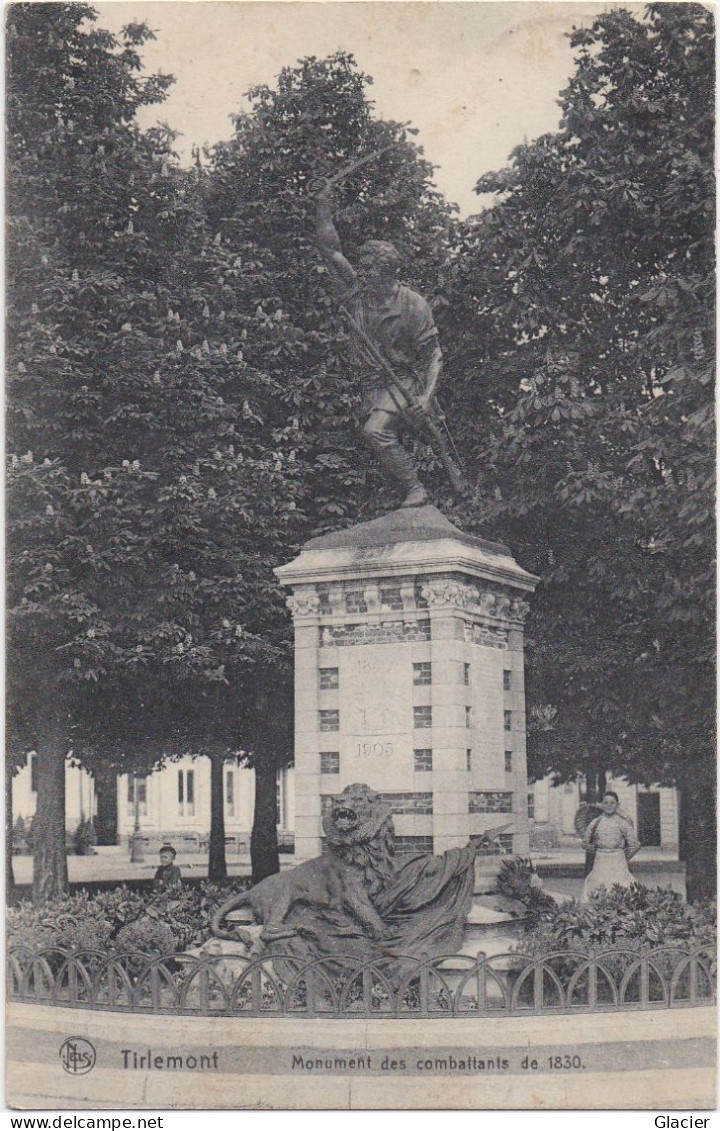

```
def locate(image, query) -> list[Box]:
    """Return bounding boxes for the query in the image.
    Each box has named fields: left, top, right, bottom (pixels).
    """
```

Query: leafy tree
left=200, top=52, right=457, bottom=876
left=444, top=4, right=714, bottom=897
left=8, top=17, right=454, bottom=897
left=7, top=2, right=176, bottom=900
left=7, top=5, right=301, bottom=897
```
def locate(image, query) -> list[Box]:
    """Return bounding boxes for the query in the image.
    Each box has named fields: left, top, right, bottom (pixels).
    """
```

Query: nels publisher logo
left=59, top=1037, right=96, bottom=1075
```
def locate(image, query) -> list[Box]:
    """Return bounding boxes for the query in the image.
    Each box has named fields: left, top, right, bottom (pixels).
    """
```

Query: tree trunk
left=208, top=753, right=227, bottom=882
left=583, top=771, right=599, bottom=877
left=33, top=743, right=68, bottom=904
left=93, top=763, right=118, bottom=846
left=585, top=771, right=598, bottom=803
left=678, top=768, right=716, bottom=902
left=6, top=761, right=17, bottom=904
left=250, top=757, right=279, bottom=885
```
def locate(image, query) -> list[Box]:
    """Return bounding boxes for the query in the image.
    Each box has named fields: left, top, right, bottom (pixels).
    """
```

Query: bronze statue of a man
left=316, top=185, right=443, bottom=508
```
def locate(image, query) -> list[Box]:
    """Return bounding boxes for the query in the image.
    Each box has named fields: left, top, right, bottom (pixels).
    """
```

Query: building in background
left=11, top=753, right=679, bottom=861
left=11, top=754, right=295, bottom=853
left=528, top=774, right=679, bottom=856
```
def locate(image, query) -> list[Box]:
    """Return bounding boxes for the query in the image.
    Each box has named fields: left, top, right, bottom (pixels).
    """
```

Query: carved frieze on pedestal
left=463, top=622, right=508, bottom=649
left=286, top=591, right=321, bottom=619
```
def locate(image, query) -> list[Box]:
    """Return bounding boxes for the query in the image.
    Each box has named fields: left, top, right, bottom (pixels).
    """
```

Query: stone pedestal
left=275, top=506, right=538, bottom=876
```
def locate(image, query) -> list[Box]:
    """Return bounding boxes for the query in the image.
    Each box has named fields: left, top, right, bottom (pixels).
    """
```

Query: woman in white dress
left=581, top=791, right=641, bottom=900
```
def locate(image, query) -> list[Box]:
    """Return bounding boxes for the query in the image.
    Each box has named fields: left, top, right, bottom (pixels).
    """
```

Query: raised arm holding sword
left=315, top=149, right=467, bottom=508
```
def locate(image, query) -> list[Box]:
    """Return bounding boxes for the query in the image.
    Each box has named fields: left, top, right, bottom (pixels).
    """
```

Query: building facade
left=529, top=774, right=679, bottom=854
left=12, top=756, right=679, bottom=859
left=11, top=754, right=295, bottom=851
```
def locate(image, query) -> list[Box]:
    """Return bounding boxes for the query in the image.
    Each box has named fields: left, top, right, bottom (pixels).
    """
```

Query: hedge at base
left=517, top=884, right=716, bottom=958
left=6, top=880, right=248, bottom=956
left=7, top=871, right=716, bottom=965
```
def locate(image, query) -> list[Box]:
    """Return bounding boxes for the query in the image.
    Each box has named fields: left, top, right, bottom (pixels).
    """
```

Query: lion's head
left=323, top=783, right=392, bottom=844
left=322, top=784, right=396, bottom=893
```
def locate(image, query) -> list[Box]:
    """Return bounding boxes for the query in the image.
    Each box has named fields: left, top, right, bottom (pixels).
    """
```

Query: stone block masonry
left=276, top=506, right=538, bottom=863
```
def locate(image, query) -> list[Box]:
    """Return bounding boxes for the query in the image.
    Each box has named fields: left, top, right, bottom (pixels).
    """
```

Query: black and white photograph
left=5, top=0, right=715, bottom=1113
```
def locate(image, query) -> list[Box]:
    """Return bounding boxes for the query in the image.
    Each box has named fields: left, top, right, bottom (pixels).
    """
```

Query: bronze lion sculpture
left=211, top=783, right=396, bottom=947
left=211, top=782, right=512, bottom=964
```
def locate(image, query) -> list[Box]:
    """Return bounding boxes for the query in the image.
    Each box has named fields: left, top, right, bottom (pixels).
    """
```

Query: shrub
left=6, top=879, right=247, bottom=957
left=12, top=816, right=31, bottom=855
left=115, top=915, right=176, bottom=956
left=141, top=882, right=238, bottom=951
left=511, top=886, right=716, bottom=998
left=496, top=856, right=556, bottom=927
left=497, top=856, right=539, bottom=901
left=529, top=824, right=559, bottom=851
left=12, top=814, right=37, bottom=853
left=518, top=885, right=716, bottom=958
left=7, top=886, right=150, bottom=954
left=72, top=819, right=97, bottom=856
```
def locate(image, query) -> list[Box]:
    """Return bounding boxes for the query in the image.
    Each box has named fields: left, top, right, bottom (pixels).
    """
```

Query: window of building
left=528, top=790, right=535, bottom=820
left=382, top=792, right=433, bottom=815
left=464, top=663, right=470, bottom=687
left=29, top=753, right=38, bottom=793
left=637, top=791, right=661, bottom=846
left=320, top=751, right=340, bottom=774
left=503, top=670, right=512, bottom=692
left=379, top=584, right=403, bottom=611
left=396, top=835, right=434, bottom=854
left=225, top=769, right=235, bottom=817
left=127, top=775, right=148, bottom=816
left=319, top=709, right=339, bottom=732
left=319, top=667, right=339, bottom=690
left=413, top=705, right=432, bottom=729
left=505, top=751, right=513, bottom=773
left=475, top=833, right=514, bottom=856
left=468, top=791, right=513, bottom=814
left=178, top=769, right=195, bottom=817
left=276, top=770, right=288, bottom=828
left=466, top=705, right=473, bottom=728
left=504, top=710, right=512, bottom=732
left=344, top=585, right=367, bottom=614
left=413, top=748, right=432, bottom=772
left=413, top=662, right=432, bottom=686
left=467, top=749, right=472, bottom=772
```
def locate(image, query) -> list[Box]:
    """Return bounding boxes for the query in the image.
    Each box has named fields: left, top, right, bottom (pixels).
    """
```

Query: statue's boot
left=366, top=431, right=428, bottom=508
left=400, top=484, right=428, bottom=508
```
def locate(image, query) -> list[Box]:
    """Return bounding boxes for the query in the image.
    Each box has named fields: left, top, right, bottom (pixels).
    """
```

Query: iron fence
left=7, top=944, right=715, bottom=1018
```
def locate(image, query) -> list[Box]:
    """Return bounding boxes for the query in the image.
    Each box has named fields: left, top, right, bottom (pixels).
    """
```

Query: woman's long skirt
left=582, top=849, right=635, bottom=901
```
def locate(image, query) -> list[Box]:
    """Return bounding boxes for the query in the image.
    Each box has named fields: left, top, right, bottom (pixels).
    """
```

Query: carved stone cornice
left=286, top=591, right=321, bottom=618
left=463, top=621, right=508, bottom=649
left=508, top=598, right=531, bottom=624
left=477, top=591, right=511, bottom=619
left=421, top=580, right=476, bottom=610
left=420, top=581, right=526, bottom=627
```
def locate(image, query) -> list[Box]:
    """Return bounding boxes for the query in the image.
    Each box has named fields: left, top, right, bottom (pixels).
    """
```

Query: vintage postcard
left=6, top=0, right=715, bottom=1113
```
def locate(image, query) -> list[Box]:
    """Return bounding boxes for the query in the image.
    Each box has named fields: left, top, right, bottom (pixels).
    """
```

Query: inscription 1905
left=356, top=741, right=394, bottom=759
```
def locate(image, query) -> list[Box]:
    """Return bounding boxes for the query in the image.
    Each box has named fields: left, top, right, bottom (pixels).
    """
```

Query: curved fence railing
left=7, top=944, right=716, bottom=1018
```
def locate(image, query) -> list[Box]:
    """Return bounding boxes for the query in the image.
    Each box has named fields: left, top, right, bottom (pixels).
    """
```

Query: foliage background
left=6, top=2, right=715, bottom=901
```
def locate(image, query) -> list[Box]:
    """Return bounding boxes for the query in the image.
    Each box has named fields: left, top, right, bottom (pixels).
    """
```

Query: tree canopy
left=7, top=11, right=454, bottom=895
left=443, top=3, right=714, bottom=894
